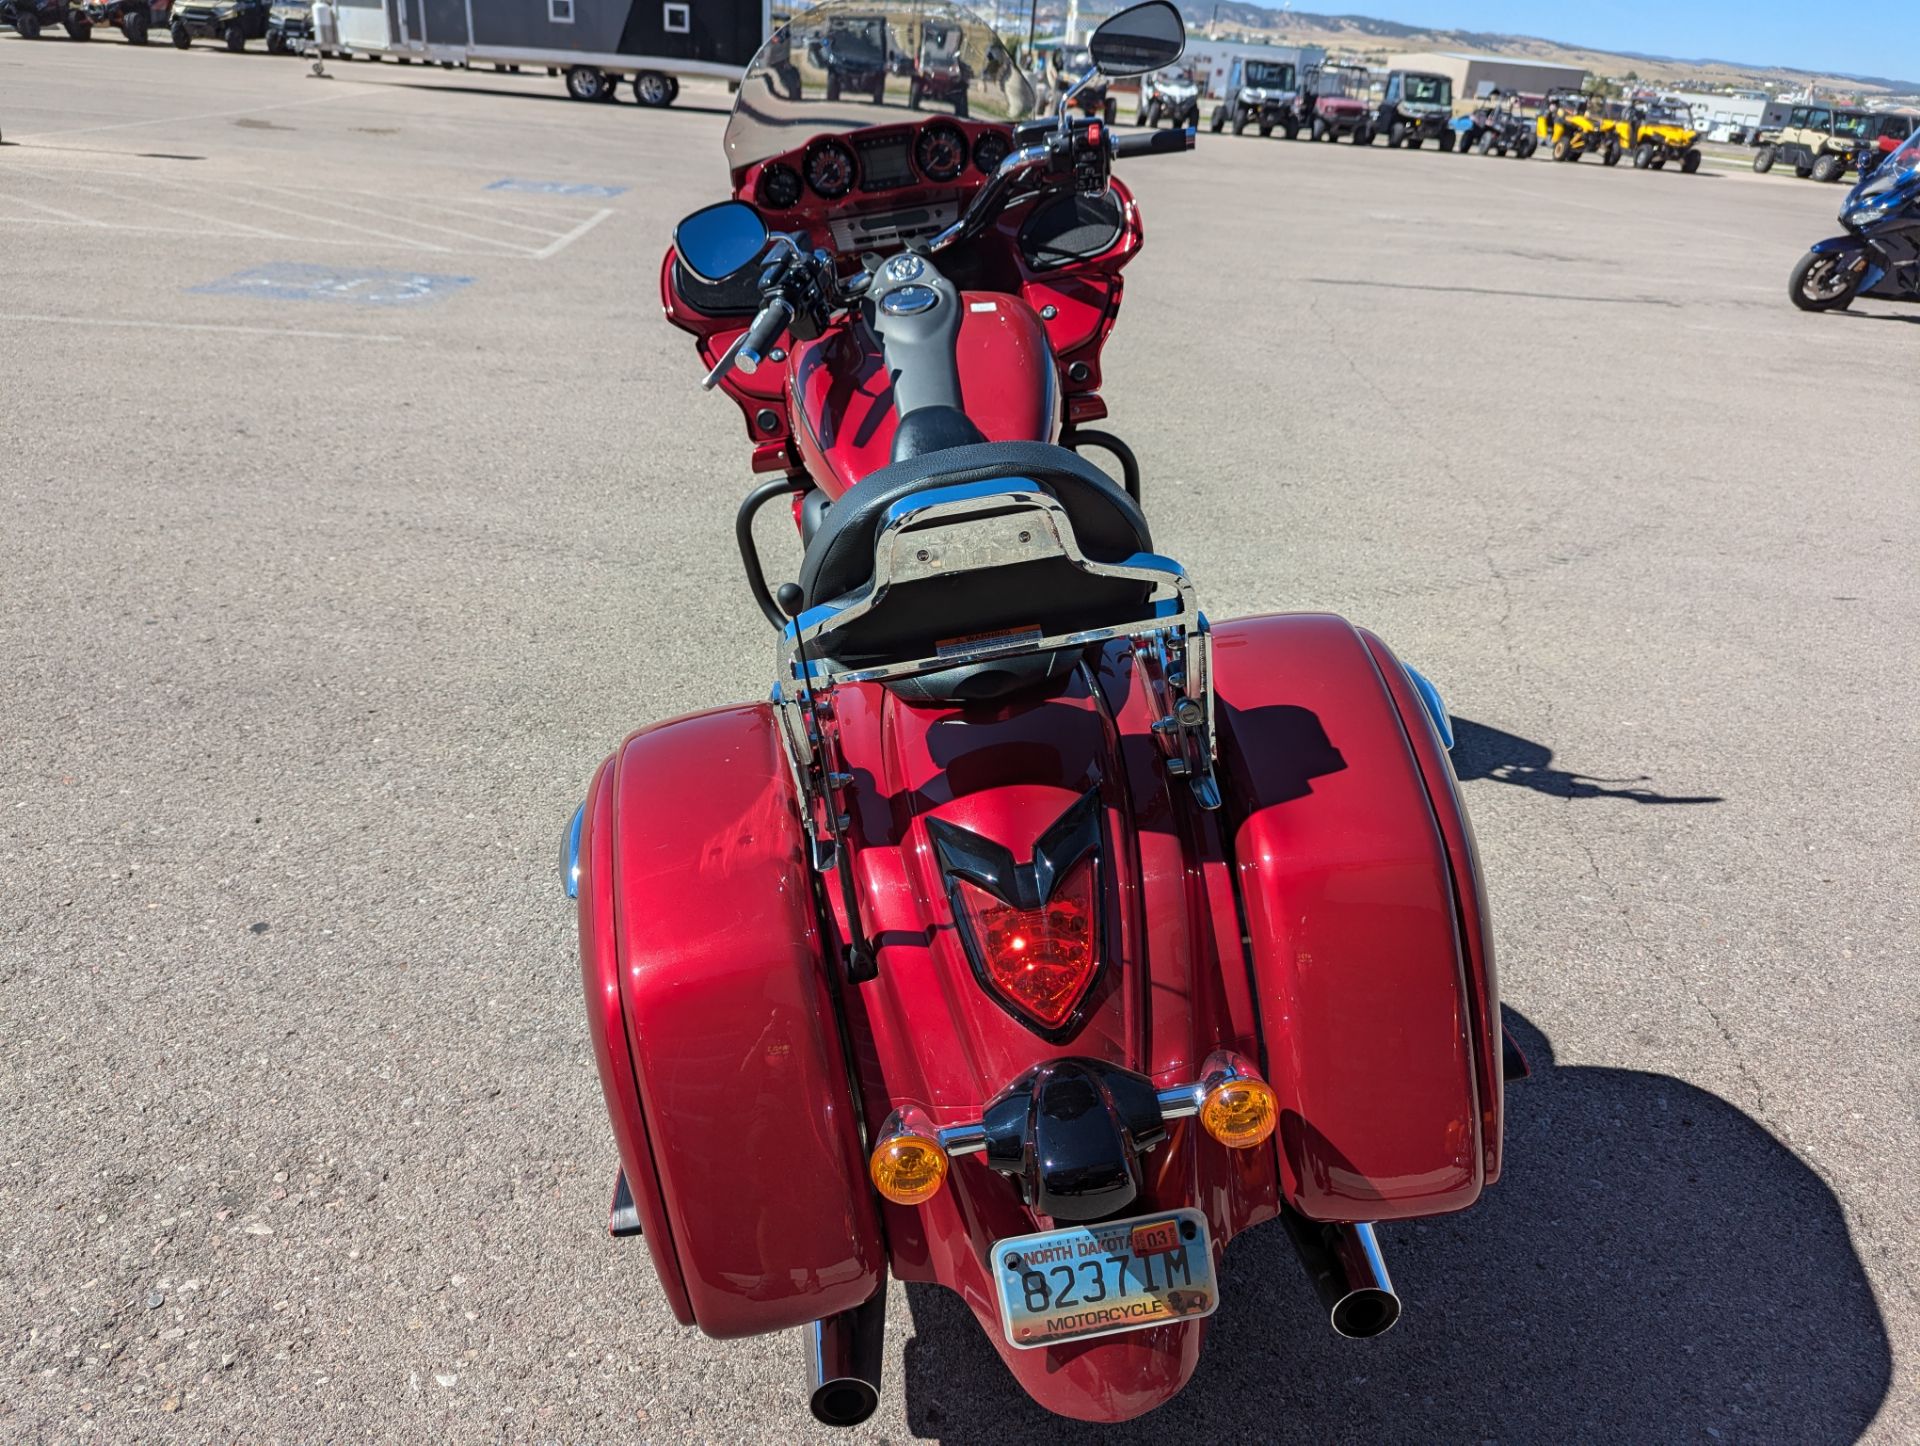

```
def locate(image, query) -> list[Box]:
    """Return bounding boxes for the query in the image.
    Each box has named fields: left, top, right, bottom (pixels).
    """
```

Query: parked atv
left=169, top=0, right=267, bottom=46
left=1136, top=68, right=1199, bottom=129
left=1538, top=87, right=1620, bottom=164
left=1301, top=62, right=1374, bottom=144
left=809, top=14, right=891, bottom=104
left=1207, top=57, right=1298, bottom=138
left=907, top=19, right=970, bottom=115
left=1463, top=89, right=1540, bottom=158
left=1754, top=103, right=1869, bottom=183
left=3, top=0, right=87, bottom=39
left=76, top=0, right=165, bottom=39
left=1375, top=69, right=1455, bottom=150
left=263, top=0, right=305, bottom=52
left=1617, top=96, right=1703, bottom=173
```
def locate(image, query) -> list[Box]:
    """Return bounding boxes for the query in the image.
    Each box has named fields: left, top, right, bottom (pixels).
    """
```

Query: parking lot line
left=0, top=190, right=101, bottom=225
left=244, top=181, right=543, bottom=254
left=0, top=311, right=405, bottom=342
left=5, top=91, right=353, bottom=144
left=57, top=175, right=292, bottom=240
left=531, top=209, right=615, bottom=261
left=262, top=183, right=579, bottom=239
left=143, top=175, right=461, bottom=253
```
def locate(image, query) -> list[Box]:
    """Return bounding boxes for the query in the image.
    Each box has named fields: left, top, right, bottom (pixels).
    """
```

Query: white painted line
left=58, top=176, right=291, bottom=241
left=139, top=180, right=456, bottom=254
left=0, top=311, right=406, bottom=343
left=465, top=194, right=614, bottom=223
left=531, top=208, right=614, bottom=261
left=0, top=190, right=102, bottom=225
left=6, top=91, right=353, bottom=143
left=0, top=214, right=527, bottom=260
left=245, top=181, right=540, bottom=254
left=260, top=182, right=575, bottom=238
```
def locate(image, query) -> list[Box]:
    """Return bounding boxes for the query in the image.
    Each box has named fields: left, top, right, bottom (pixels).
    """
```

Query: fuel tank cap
left=880, top=284, right=940, bottom=316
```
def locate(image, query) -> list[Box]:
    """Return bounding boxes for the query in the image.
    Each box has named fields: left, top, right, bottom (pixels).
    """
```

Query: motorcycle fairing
left=659, top=181, right=1143, bottom=477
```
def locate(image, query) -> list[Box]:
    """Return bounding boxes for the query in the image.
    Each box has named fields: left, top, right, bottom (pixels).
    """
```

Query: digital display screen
left=858, top=136, right=915, bottom=191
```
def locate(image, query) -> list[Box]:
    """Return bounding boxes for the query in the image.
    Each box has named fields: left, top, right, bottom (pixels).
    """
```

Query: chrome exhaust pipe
left=803, top=1285, right=886, bottom=1427
left=1282, top=1211, right=1402, bottom=1339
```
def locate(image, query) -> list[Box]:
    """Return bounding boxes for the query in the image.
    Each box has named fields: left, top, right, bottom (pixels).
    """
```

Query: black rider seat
left=795, top=440, right=1157, bottom=703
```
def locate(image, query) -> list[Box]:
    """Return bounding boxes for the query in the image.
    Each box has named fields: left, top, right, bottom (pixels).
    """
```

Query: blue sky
left=1317, top=1, right=1919, bottom=83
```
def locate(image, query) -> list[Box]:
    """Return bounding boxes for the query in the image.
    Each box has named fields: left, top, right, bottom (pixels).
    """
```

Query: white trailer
left=332, top=0, right=768, bottom=104
left=1183, top=38, right=1325, bottom=104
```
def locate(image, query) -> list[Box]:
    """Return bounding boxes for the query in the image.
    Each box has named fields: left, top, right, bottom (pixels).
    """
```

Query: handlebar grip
left=1113, top=126, right=1196, bottom=159
left=735, top=297, right=794, bottom=375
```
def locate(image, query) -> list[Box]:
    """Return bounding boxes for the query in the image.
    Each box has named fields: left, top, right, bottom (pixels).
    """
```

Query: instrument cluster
left=749, top=117, right=1016, bottom=221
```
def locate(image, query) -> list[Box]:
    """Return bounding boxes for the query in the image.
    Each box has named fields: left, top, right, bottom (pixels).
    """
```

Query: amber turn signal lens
left=869, top=1134, right=948, bottom=1205
left=1200, top=1078, right=1278, bottom=1149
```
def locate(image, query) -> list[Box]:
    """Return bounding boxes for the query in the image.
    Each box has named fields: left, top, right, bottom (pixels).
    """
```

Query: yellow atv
left=1614, top=97, right=1703, bottom=173
left=1538, top=87, right=1622, bottom=165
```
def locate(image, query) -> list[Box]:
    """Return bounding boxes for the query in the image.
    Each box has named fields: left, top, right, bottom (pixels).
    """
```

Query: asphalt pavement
left=1, top=37, right=1915, bottom=1446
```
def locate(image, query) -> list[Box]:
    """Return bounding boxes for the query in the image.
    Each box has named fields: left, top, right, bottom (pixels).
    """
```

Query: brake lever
left=701, top=331, right=750, bottom=391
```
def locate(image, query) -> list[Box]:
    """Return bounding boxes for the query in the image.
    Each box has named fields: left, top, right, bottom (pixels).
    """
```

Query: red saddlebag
left=1213, top=614, right=1502, bottom=1222
left=577, top=703, right=883, bottom=1337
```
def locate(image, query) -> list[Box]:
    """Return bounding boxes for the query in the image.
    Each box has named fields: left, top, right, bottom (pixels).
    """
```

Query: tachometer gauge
left=804, top=140, right=857, bottom=200
left=972, top=131, right=1012, bottom=175
left=757, top=162, right=803, bottom=211
left=914, top=122, right=968, bottom=182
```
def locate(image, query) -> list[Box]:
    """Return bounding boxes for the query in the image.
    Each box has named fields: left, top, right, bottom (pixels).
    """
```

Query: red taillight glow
left=954, top=860, right=1098, bottom=1028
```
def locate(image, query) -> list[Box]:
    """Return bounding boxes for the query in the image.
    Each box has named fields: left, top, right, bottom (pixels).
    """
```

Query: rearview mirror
left=1087, top=0, right=1185, bottom=79
left=673, top=200, right=769, bottom=284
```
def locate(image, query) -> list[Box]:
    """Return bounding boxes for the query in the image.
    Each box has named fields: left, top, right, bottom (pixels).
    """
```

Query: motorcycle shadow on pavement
left=1450, top=717, right=1724, bottom=805
left=898, top=1009, right=1890, bottom=1443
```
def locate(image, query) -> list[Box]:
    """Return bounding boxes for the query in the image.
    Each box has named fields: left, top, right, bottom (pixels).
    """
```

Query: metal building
left=1386, top=50, right=1587, bottom=106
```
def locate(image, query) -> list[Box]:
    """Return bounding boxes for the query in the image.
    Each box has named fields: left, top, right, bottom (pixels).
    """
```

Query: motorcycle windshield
left=723, top=0, right=1037, bottom=172
left=1851, top=129, right=1920, bottom=203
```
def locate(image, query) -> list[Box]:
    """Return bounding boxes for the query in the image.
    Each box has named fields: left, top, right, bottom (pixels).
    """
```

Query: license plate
left=991, top=1207, right=1217, bottom=1349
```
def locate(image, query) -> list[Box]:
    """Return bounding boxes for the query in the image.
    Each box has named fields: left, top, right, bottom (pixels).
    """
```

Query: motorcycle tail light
left=869, top=1132, right=947, bottom=1206
left=954, top=860, right=1098, bottom=1029
left=1200, top=1077, right=1278, bottom=1149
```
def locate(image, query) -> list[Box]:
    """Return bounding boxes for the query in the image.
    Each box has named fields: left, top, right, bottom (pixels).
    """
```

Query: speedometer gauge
left=757, top=162, right=802, bottom=211
left=973, top=131, right=1012, bottom=175
left=804, top=140, right=857, bottom=199
left=914, top=123, right=968, bottom=182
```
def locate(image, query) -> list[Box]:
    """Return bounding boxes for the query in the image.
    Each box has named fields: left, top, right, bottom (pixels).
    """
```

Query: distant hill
left=1169, top=4, right=1920, bottom=96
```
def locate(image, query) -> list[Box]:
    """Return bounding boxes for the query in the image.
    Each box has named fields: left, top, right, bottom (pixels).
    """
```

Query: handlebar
left=735, top=296, right=793, bottom=376
left=702, top=294, right=793, bottom=390
left=1112, top=126, right=1197, bottom=159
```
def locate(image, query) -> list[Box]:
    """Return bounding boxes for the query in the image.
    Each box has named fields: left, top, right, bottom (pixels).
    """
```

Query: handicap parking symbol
left=487, top=178, right=629, bottom=199
left=190, top=263, right=474, bottom=307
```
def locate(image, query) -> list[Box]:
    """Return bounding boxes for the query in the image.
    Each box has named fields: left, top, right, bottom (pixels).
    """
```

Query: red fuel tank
left=788, top=291, right=1059, bottom=498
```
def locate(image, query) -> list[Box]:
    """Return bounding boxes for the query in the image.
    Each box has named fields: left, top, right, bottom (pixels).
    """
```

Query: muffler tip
left=809, top=1377, right=880, bottom=1428
left=1330, top=1286, right=1402, bottom=1340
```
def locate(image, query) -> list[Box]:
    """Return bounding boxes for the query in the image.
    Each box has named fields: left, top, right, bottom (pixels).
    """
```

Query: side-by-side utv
left=1300, top=62, right=1374, bottom=143
left=1208, top=57, right=1300, bottom=138
left=1462, top=89, right=1540, bottom=158
left=1538, top=87, right=1619, bottom=164
left=1375, top=69, right=1455, bottom=150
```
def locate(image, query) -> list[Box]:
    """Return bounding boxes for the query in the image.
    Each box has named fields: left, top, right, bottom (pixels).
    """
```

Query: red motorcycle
left=569, top=0, right=1514, bottom=1427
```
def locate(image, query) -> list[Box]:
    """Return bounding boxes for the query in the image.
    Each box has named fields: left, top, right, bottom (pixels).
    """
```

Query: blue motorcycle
left=1791, top=128, right=1920, bottom=311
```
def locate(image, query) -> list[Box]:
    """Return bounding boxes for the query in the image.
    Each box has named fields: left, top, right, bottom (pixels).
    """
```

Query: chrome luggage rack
left=772, top=479, right=1221, bottom=868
